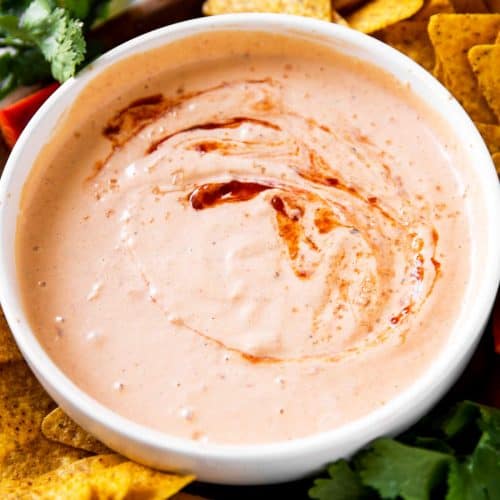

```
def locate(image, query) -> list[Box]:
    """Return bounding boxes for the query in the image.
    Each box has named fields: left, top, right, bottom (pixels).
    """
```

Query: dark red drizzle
left=189, top=180, right=273, bottom=210
left=390, top=305, right=412, bottom=325
left=147, top=117, right=281, bottom=154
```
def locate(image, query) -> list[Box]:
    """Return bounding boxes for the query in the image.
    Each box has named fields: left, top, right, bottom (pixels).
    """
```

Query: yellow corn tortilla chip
left=0, top=309, right=22, bottom=364
left=347, top=0, right=424, bottom=33
left=0, top=451, right=123, bottom=497
left=203, top=0, right=332, bottom=20
left=332, top=10, right=349, bottom=25
left=378, top=21, right=435, bottom=71
left=1, top=434, right=86, bottom=485
left=468, top=44, right=500, bottom=121
left=433, top=57, right=446, bottom=79
left=0, top=362, right=86, bottom=483
left=332, top=0, right=365, bottom=10
left=492, top=152, right=500, bottom=174
left=497, top=31, right=500, bottom=42
left=0, top=358, right=192, bottom=498
left=476, top=122, right=500, bottom=154
left=451, top=0, right=489, bottom=11
left=428, top=14, right=500, bottom=122
left=0, top=454, right=194, bottom=499
left=42, top=407, right=110, bottom=455
left=413, top=0, right=454, bottom=20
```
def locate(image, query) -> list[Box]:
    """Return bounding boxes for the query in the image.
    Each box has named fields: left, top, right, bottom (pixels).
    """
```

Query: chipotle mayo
left=16, top=31, right=471, bottom=444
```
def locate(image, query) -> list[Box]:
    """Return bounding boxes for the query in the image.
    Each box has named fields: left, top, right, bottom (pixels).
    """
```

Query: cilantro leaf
left=309, top=402, right=500, bottom=500
left=446, top=439, right=500, bottom=500
left=0, top=14, right=33, bottom=43
left=0, top=0, right=114, bottom=97
left=412, top=437, right=456, bottom=454
left=0, top=47, right=50, bottom=98
left=0, top=49, right=16, bottom=96
left=57, top=0, right=92, bottom=20
left=448, top=405, right=500, bottom=500
left=309, top=460, right=374, bottom=500
left=20, top=0, right=85, bottom=82
left=0, top=0, right=33, bottom=16
left=446, top=460, right=487, bottom=500
left=478, top=403, right=500, bottom=447
left=441, top=401, right=480, bottom=439
left=357, top=439, right=451, bottom=499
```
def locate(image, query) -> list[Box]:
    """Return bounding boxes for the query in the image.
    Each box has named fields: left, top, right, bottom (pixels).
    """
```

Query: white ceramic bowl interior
left=0, top=14, right=499, bottom=485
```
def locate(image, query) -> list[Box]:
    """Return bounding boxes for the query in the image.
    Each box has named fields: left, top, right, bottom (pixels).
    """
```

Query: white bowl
left=0, top=14, right=499, bottom=485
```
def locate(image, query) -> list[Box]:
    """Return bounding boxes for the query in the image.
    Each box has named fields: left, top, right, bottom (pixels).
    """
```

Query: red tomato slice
left=0, top=83, right=59, bottom=148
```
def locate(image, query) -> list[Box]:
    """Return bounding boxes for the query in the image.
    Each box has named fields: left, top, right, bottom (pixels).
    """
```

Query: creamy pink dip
left=17, top=31, right=471, bottom=444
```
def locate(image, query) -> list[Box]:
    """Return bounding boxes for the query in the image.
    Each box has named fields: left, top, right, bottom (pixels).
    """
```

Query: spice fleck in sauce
left=16, top=32, right=471, bottom=444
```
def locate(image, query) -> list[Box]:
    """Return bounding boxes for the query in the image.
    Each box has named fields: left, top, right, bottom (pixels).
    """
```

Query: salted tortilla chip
left=451, top=0, right=489, bottom=11
left=476, top=122, right=500, bottom=154
left=428, top=14, right=500, bottom=122
left=468, top=44, right=500, bottom=121
left=413, top=0, right=454, bottom=19
left=0, top=362, right=86, bottom=483
left=0, top=310, right=22, bottom=364
left=0, top=454, right=194, bottom=499
left=42, top=407, right=110, bottom=455
left=347, top=0, right=424, bottom=33
left=492, top=152, right=500, bottom=174
left=1, top=434, right=86, bottom=485
left=378, top=21, right=435, bottom=71
left=0, top=356, right=192, bottom=498
left=203, top=0, right=332, bottom=20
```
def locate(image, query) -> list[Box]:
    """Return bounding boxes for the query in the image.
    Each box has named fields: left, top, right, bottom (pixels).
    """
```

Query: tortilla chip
left=476, top=122, right=500, bottom=154
left=428, top=14, right=500, bottom=123
left=468, top=44, right=500, bottom=121
left=492, top=152, right=500, bottom=174
left=332, top=10, right=349, bottom=25
left=497, top=31, right=500, bottom=42
left=101, top=462, right=194, bottom=500
left=433, top=57, right=446, bottom=80
left=347, top=0, right=424, bottom=33
left=0, top=362, right=53, bottom=447
left=378, top=21, right=435, bottom=71
left=0, top=362, right=86, bottom=483
left=202, top=0, right=332, bottom=20
left=332, top=0, right=365, bottom=10
left=1, top=434, right=86, bottom=485
left=42, top=407, right=110, bottom=455
left=451, top=0, right=489, bottom=11
left=0, top=454, right=194, bottom=499
left=0, top=310, right=22, bottom=364
left=413, top=0, right=454, bottom=19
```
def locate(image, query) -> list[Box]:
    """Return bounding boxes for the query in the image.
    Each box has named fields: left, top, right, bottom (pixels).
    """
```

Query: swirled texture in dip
left=17, top=32, right=471, bottom=444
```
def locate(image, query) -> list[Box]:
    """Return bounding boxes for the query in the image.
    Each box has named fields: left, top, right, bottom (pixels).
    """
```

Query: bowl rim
left=0, top=12, right=499, bottom=468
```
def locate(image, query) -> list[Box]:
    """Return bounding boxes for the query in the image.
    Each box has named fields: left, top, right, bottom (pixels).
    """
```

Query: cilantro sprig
left=309, top=401, right=500, bottom=500
left=0, top=0, right=113, bottom=98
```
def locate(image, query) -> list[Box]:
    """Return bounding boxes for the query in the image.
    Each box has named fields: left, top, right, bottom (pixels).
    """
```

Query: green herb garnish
left=0, top=0, right=113, bottom=98
left=309, top=401, right=500, bottom=500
